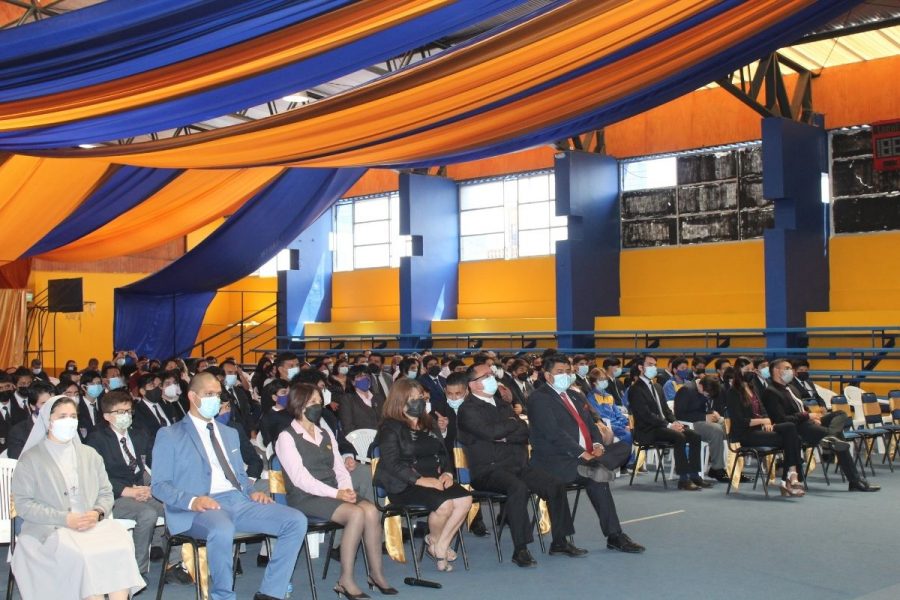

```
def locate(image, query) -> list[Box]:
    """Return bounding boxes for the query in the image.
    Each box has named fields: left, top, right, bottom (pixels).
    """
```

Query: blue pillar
left=762, top=116, right=829, bottom=351
left=399, top=173, right=459, bottom=349
left=555, top=151, right=620, bottom=350
left=277, top=208, right=333, bottom=350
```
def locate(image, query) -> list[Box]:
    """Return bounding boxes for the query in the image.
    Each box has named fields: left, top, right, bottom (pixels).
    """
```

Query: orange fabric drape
left=54, top=0, right=816, bottom=169
left=0, top=289, right=27, bottom=369
left=0, top=154, right=110, bottom=264
left=38, top=167, right=283, bottom=263
left=0, top=0, right=452, bottom=131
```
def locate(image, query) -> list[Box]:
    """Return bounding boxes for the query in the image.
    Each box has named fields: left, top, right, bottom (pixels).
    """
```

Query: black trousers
left=796, top=416, right=861, bottom=484
left=473, top=466, right=573, bottom=548
left=573, top=476, right=622, bottom=538
left=637, top=427, right=702, bottom=475
left=739, top=422, right=802, bottom=481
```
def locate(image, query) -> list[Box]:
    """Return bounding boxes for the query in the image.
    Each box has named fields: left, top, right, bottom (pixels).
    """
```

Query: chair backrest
left=889, top=390, right=900, bottom=421
left=453, top=442, right=472, bottom=486
left=267, top=455, right=288, bottom=505
left=860, top=392, right=885, bottom=427
left=830, top=395, right=852, bottom=417
left=369, top=445, right=388, bottom=505
left=345, top=428, right=377, bottom=464
left=843, top=385, right=863, bottom=407
left=0, top=457, right=17, bottom=545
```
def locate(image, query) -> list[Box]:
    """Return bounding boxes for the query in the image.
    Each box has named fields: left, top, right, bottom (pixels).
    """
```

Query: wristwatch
left=94, top=508, right=106, bottom=521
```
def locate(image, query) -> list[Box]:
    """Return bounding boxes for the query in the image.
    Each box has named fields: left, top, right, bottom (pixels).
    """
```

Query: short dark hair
left=137, top=372, right=159, bottom=390
left=714, top=358, right=731, bottom=370
left=542, top=354, right=570, bottom=372
left=101, top=364, right=120, bottom=378
left=471, top=353, right=490, bottom=366
left=770, top=357, right=792, bottom=371
left=691, top=357, right=706, bottom=368
left=295, top=369, right=326, bottom=386
left=101, top=390, right=133, bottom=413
left=445, top=372, right=468, bottom=389
left=670, top=356, right=688, bottom=369
left=752, top=357, right=769, bottom=369
left=697, top=375, right=721, bottom=397
left=263, top=378, right=290, bottom=400
left=274, top=352, right=299, bottom=369
left=792, top=358, right=810, bottom=369
left=80, top=369, right=102, bottom=384
left=25, top=380, right=55, bottom=406
left=448, top=359, right=466, bottom=371
left=602, top=357, right=621, bottom=370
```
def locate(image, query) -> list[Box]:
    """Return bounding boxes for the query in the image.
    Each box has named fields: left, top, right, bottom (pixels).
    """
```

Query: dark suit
left=0, top=400, right=28, bottom=452
left=790, top=377, right=826, bottom=407
left=503, top=375, right=533, bottom=412
left=751, top=375, right=770, bottom=403
left=725, top=387, right=803, bottom=480
left=218, top=414, right=264, bottom=479
left=528, top=385, right=627, bottom=538
left=77, top=396, right=103, bottom=440
left=573, top=374, right=592, bottom=397
left=338, top=390, right=384, bottom=434
left=418, top=374, right=447, bottom=406
left=222, top=384, right=258, bottom=437
left=133, top=398, right=174, bottom=441
left=458, top=393, right=573, bottom=546
left=6, top=417, right=34, bottom=459
left=628, top=377, right=702, bottom=476
left=605, top=376, right=626, bottom=408
left=260, top=409, right=293, bottom=448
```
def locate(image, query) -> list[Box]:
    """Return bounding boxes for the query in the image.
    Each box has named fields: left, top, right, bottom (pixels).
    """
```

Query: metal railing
left=180, top=293, right=277, bottom=364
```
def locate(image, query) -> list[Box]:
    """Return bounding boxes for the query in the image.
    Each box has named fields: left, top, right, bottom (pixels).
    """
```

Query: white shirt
left=555, top=390, right=586, bottom=449
left=14, top=392, right=27, bottom=411
left=143, top=398, right=171, bottom=426
left=188, top=413, right=238, bottom=495
left=83, top=398, right=99, bottom=425
left=113, top=429, right=139, bottom=473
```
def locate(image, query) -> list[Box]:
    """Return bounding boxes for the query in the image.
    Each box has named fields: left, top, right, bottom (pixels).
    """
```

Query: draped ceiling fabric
left=114, top=168, right=363, bottom=359
left=0, top=0, right=527, bottom=149
left=0, top=289, right=27, bottom=369
left=42, top=0, right=860, bottom=169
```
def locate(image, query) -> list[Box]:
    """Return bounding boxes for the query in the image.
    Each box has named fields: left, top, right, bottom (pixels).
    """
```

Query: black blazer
left=418, top=375, right=446, bottom=406
left=133, top=398, right=174, bottom=441
left=220, top=414, right=264, bottom=479
left=457, top=394, right=529, bottom=480
left=373, top=419, right=449, bottom=495
left=85, top=424, right=152, bottom=499
left=605, top=376, right=626, bottom=407
left=77, top=396, right=103, bottom=440
left=761, top=382, right=810, bottom=427
left=502, top=375, right=532, bottom=410
left=573, top=375, right=592, bottom=397
left=259, top=408, right=293, bottom=448
left=527, top=384, right=601, bottom=482
left=338, top=390, right=384, bottom=434
left=725, top=387, right=767, bottom=442
left=6, top=418, right=33, bottom=459
left=0, top=400, right=28, bottom=451
left=428, top=395, right=459, bottom=468
left=320, top=407, right=356, bottom=458
left=628, top=378, right=675, bottom=436
left=712, top=380, right=730, bottom=416
left=789, top=378, right=825, bottom=407
left=222, top=385, right=258, bottom=437
left=673, top=382, right=710, bottom=423
left=751, top=376, right=770, bottom=404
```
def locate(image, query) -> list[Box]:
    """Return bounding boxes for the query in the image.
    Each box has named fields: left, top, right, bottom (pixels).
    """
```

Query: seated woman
left=726, top=373, right=805, bottom=497
left=586, top=367, right=634, bottom=469
left=275, top=383, right=394, bottom=599
left=374, top=379, right=472, bottom=573
left=11, top=395, right=145, bottom=600
left=328, top=358, right=352, bottom=395
left=260, top=378, right=293, bottom=448
left=339, top=365, right=384, bottom=435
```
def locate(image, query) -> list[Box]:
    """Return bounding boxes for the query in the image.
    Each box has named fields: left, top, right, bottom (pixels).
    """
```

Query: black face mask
left=16, top=387, right=27, bottom=397
left=145, top=388, right=163, bottom=403
left=405, top=398, right=425, bottom=417
left=427, top=365, right=441, bottom=378
left=0, top=390, right=13, bottom=403
left=367, top=363, right=381, bottom=375
left=742, top=371, right=756, bottom=384
left=516, top=372, right=529, bottom=382
left=796, top=371, right=810, bottom=382
left=304, top=404, right=323, bottom=423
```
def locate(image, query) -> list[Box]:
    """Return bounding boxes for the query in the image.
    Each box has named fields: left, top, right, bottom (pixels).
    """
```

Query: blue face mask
left=406, top=370, right=418, bottom=380
left=595, top=380, right=609, bottom=392
left=676, top=368, right=691, bottom=381
left=286, top=366, right=300, bottom=380
left=197, top=395, right=222, bottom=420
left=481, top=376, right=498, bottom=395
left=612, top=367, right=623, bottom=378
left=107, top=377, right=124, bottom=391
left=759, top=367, right=770, bottom=380
left=355, top=377, right=372, bottom=392
left=577, top=365, right=589, bottom=377
left=552, top=373, right=570, bottom=392
left=644, top=365, right=658, bottom=379
left=86, top=383, right=104, bottom=398
left=276, top=393, right=289, bottom=408
left=224, top=374, right=238, bottom=388
left=447, top=398, right=464, bottom=412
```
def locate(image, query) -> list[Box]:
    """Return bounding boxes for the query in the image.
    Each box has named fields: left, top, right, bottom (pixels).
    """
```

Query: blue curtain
left=0, top=0, right=527, bottom=150
left=24, top=166, right=180, bottom=256
left=114, top=167, right=363, bottom=359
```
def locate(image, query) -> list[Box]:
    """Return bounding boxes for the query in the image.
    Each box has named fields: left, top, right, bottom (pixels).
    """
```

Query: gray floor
left=3, top=461, right=899, bottom=600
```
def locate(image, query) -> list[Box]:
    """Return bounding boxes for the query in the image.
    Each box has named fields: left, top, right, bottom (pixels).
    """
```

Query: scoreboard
left=872, top=119, right=900, bottom=171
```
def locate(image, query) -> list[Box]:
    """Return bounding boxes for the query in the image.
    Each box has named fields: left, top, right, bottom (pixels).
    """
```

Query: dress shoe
left=709, top=470, right=732, bottom=484
left=149, top=546, right=165, bottom=562
left=739, top=474, right=753, bottom=483
left=548, top=541, right=588, bottom=557
left=690, top=477, right=714, bottom=488
left=849, top=480, right=880, bottom=492
left=607, top=533, right=645, bottom=554
left=822, top=435, right=850, bottom=453
left=677, top=480, right=702, bottom=491
left=469, top=517, right=488, bottom=537
left=253, top=593, right=283, bottom=600
left=257, top=554, right=270, bottom=567
left=164, top=563, right=194, bottom=585
left=511, top=547, right=538, bottom=568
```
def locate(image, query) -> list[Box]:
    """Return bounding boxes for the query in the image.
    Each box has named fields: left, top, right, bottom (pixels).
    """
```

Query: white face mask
left=163, top=383, right=181, bottom=399
left=50, top=417, right=79, bottom=442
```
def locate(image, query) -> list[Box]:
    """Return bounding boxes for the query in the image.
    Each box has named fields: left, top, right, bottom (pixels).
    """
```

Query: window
left=333, top=192, right=408, bottom=271
left=458, top=171, right=566, bottom=261
left=253, top=249, right=291, bottom=277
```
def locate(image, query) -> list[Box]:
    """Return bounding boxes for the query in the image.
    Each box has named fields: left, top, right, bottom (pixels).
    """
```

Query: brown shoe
left=677, top=480, right=702, bottom=491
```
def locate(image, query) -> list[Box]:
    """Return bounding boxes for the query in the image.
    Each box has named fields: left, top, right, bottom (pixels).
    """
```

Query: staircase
left=180, top=298, right=277, bottom=365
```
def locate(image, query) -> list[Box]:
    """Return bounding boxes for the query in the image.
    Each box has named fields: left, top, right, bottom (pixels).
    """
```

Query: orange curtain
left=52, top=0, right=816, bottom=169
left=0, top=289, right=27, bottom=369
left=38, top=167, right=283, bottom=263
left=0, top=0, right=451, bottom=131
left=0, top=155, right=110, bottom=264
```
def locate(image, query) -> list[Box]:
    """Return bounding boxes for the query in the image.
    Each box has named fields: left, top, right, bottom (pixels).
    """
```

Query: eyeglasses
left=407, top=394, right=424, bottom=401
left=107, top=409, right=134, bottom=416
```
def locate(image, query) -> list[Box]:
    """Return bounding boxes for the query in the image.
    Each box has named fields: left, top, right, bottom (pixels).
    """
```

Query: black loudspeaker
left=47, top=278, right=83, bottom=313
left=289, top=248, right=300, bottom=270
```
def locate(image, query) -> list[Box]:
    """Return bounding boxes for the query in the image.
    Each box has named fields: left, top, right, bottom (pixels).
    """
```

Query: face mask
left=32, top=368, right=42, bottom=375
left=196, top=395, right=222, bottom=419
left=440, top=366, right=451, bottom=379
left=108, top=377, right=124, bottom=391
left=405, top=398, right=425, bottom=417
left=86, top=383, right=104, bottom=398
left=595, top=380, right=609, bottom=392
left=643, top=365, right=658, bottom=379
left=16, top=387, right=27, bottom=398
left=286, top=366, right=300, bottom=380
left=551, top=373, right=570, bottom=392
left=116, top=358, right=126, bottom=367
left=145, top=388, right=163, bottom=403
left=368, top=363, right=381, bottom=375
left=781, top=369, right=794, bottom=385
left=577, top=365, right=589, bottom=377
left=338, top=366, right=349, bottom=376
left=0, top=390, right=12, bottom=403
left=676, top=368, right=691, bottom=380
left=742, top=370, right=756, bottom=384
left=303, top=403, right=324, bottom=422
left=355, top=377, right=371, bottom=392
left=796, top=371, right=810, bottom=382
left=492, top=366, right=504, bottom=378
left=51, top=417, right=79, bottom=442
left=448, top=398, right=464, bottom=412
left=427, top=365, right=441, bottom=378
left=67, top=365, right=76, bottom=371
left=407, top=370, right=418, bottom=380
left=163, top=383, right=180, bottom=398
left=215, top=412, right=231, bottom=425
left=481, top=376, right=498, bottom=395
left=759, top=367, right=770, bottom=380
left=516, top=372, right=529, bottom=382
left=322, top=388, right=333, bottom=406
left=612, top=367, right=623, bottom=378
left=224, top=374, right=238, bottom=388
left=320, top=368, right=329, bottom=376
left=114, top=413, right=132, bottom=431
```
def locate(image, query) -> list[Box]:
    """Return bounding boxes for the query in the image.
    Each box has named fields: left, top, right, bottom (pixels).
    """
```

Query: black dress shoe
left=511, top=547, right=538, bottom=568
left=849, top=480, right=881, bottom=492
left=253, top=593, right=283, bottom=600
left=165, top=563, right=194, bottom=585
left=739, top=474, right=753, bottom=483
left=257, top=554, right=270, bottom=567
left=548, top=541, right=588, bottom=557
left=150, top=546, right=165, bottom=562
left=677, top=480, right=702, bottom=491
left=709, top=470, right=732, bottom=483
left=691, top=477, right=714, bottom=488
left=607, top=533, right=645, bottom=554
left=469, top=518, right=488, bottom=537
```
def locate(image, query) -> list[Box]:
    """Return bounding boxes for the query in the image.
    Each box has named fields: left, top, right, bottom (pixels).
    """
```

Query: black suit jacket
left=751, top=376, right=770, bottom=404
left=133, top=398, right=174, bottom=441
left=457, top=393, right=529, bottom=480
left=418, top=375, right=447, bottom=406
left=574, top=375, right=592, bottom=397
left=499, top=373, right=529, bottom=412
left=338, top=390, right=385, bottom=434
left=725, top=387, right=767, bottom=442
left=222, top=385, right=258, bottom=437
left=428, top=395, right=458, bottom=468
left=220, top=414, right=264, bottom=479
left=606, top=376, right=626, bottom=407
left=77, top=396, right=103, bottom=441
left=761, top=381, right=810, bottom=427
left=628, top=377, right=675, bottom=437
left=527, top=384, right=601, bottom=482
left=673, top=382, right=710, bottom=423
left=789, top=378, right=825, bottom=407
left=373, top=419, right=449, bottom=495
left=85, top=424, right=152, bottom=498
left=0, top=400, right=28, bottom=451
left=320, top=407, right=356, bottom=458
left=6, top=418, right=33, bottom=459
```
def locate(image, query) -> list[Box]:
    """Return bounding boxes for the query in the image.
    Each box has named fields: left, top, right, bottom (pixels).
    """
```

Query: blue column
left=399, top=173, right=459, bottom=348
left=555, top=151, right=620, bottom=350
left=277, top=208, right=333, bottom=350
left=762, top=116, right=829, bottom=350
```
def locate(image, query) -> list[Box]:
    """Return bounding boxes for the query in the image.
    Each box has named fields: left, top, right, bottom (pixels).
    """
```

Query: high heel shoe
left=367, top=578, right=398, bottom=595
left=334, top=584, right=371, bottom=599
left=424, top=535, right=457, bottom=561
left=779, top=481, right=805, bottom=497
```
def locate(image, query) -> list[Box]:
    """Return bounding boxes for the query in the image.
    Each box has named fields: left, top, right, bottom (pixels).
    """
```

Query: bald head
left=189, top=371, right=218, bottom=394
left=187, top=371, right=222, bottom=420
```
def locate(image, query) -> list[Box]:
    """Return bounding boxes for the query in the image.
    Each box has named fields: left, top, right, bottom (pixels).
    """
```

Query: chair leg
left=656, top=448, right=668, bottom=489
left=404, top=514, right=422, bottom=580
left=527, top=496, right=545, bottom=554
left=303, top=537, right=318, bottom=600
left=726, top=453, right=738, bottom=495
left=629, top=447, right=642, bottom=486
left=322, top=528, right=337, bottom=580
left=155, top=536, right=174, bottom=600
left=485, top=499, right=502, bottom=562
left=6, top=567, right=14, bottom=600
left=359, top=537, right=370, bottom=580
left=456, top=529, right=469, bottom=571
left=757, top=453, right=770, bottom=498
left=192, top=544, right=202, bottom=600
left=571, top=488, right=582, bottom=522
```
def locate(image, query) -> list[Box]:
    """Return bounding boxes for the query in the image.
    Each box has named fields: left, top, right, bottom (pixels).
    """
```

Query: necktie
left=1, top=404, right=7, bottom=421
left=120, top=436, right=139, bottom=473
left=152, top=404, right=167, bottom=426
left=560, top=392, right=593, bottom=450
left=648, top=381, right=665, bottom=417
left=206, top=422, right=241, bottom=490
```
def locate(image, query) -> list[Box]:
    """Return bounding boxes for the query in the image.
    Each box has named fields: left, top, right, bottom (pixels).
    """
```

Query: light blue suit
left=152, top=416, right=307, bottom=600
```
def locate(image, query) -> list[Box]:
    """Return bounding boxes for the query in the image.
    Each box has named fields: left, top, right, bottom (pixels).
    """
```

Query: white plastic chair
left=667, top=422, right=710, bottom=481
left=0, top=458, right=16, bottom=546
left=345, top=428, right=377, bottom=463
left=843, top=386, right=867, bottom=428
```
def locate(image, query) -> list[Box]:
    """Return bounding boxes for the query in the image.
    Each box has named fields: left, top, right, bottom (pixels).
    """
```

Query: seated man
left=86, top=390, right=165, bottom=576
left=662, top=356, right=692, bottom=402
left=528, top=355, right=644, bottom=554
left=152, top=372, right=308, bottom=600
left=629, top=354, right=709, bottom=490
left=673, top=376, right=729, bottom=483
left=458, top=363, right=581, bottom=567
left=601, top=357, right=627, bottom=408
left=761, top=358, right=879, bottom=493
left=788, top=358, right=828, bottom=407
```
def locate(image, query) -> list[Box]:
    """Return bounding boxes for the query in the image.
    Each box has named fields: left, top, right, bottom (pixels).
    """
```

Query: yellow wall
left=331, top=268, right=399, bottom=322
left=827, top=232, right=900, bottom=313
left=457, top=256, right=555, bottom=319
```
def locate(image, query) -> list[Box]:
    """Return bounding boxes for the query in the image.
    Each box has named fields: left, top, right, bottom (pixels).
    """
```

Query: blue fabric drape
left=0, top=0, right=352, bottom=100
left=23, top=166, right=180, bottom=257
left=0, top=0, right=527, bottom=150
left=114, top=167, right=363, bottom=359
